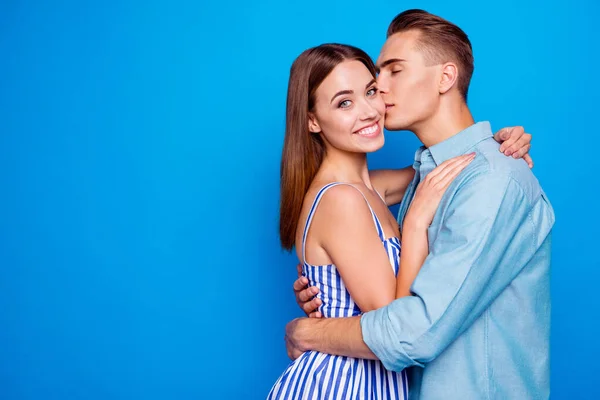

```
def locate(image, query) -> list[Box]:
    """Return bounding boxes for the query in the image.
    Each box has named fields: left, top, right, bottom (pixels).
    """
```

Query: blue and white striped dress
left=268, top=182, right=408, bottom=400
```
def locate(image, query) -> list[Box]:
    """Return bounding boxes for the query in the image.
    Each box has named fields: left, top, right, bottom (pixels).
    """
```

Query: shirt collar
left=412, top=146, right=426, bottom=168
left=422, top=121, right=493, bottom=166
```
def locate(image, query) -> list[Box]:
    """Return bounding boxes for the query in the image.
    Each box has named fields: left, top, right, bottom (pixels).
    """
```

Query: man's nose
left=377, top=75, right=389, bottom=93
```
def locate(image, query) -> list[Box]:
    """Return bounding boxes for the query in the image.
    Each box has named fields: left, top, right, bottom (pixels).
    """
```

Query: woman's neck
left=316, top=149, right=372, bottom=189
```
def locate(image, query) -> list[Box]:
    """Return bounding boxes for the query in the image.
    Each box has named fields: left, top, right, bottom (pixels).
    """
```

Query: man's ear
left=439, top=62, right=458, bottom=94
left=308, top=113, right=321, bottom=133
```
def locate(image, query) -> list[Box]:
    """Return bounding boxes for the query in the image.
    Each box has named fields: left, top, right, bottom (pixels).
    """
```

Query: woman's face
left=309, top=60, right=385, bottom=154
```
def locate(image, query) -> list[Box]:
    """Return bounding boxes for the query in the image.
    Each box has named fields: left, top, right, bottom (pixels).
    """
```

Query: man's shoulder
left=462, top=138, right=543, bottom=204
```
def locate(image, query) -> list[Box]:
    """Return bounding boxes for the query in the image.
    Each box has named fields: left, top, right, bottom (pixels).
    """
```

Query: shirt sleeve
left=360, top=171, right=542, bottom=372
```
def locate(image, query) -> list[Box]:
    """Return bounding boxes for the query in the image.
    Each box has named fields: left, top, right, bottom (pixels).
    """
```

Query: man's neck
left=413, top=100, right=475, bottom=148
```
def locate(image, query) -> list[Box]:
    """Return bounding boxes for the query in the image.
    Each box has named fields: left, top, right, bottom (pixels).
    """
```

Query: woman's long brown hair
left=279, top=44, right=377, bottom=250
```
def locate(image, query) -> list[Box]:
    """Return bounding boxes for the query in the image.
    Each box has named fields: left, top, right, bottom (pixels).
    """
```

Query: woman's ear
left=308, top=113, right=321, bottom=133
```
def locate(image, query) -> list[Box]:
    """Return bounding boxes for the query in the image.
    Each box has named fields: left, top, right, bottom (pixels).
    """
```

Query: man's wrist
left=287, top=317, right=318, bottom=353
left=296, top=318, right=321, bottom=352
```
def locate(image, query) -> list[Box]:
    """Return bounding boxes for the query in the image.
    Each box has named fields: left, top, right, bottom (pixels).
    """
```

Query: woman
left=269, top=43, right=532, bottom=399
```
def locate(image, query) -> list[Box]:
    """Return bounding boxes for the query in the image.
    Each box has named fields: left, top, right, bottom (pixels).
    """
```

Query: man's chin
left=384, top=122, right=409, bottom=132
left=383, top=115, right=410, bottom=132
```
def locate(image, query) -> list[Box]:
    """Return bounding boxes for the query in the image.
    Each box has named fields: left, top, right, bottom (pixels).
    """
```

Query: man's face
left=376, top=30, right=442, bottom=132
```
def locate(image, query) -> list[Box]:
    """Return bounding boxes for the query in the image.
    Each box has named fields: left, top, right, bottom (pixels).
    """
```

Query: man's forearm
left=298, top=316, right=378, bottom=360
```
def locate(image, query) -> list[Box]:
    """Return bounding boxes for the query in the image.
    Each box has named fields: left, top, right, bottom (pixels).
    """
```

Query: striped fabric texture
left=268, top=183, right=408, bottom=400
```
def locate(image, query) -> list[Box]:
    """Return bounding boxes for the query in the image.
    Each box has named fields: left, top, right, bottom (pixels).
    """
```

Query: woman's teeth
left=357, top=124, right=378, bottom=136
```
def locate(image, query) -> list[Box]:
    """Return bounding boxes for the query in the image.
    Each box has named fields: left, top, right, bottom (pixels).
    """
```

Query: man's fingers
left=285, top=335, right=293, bottom=360
left=293, top=348, right=303, bottom=359
left=308, top=311, right=322, bottom=318
left=285, top=335, right=302, bottom=360
left=297, top=286, right=319, bottom=303
left=523, top=153, right=534, bottom=169
left=302, top=297, right=322, bottom=315
left=287, top=344, right=303, bottom=361
left=293, top=276, right=309, bottom=292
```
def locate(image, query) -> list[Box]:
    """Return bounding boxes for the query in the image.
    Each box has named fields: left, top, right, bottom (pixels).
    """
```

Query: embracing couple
left=268, top=9, right=554, bottom=400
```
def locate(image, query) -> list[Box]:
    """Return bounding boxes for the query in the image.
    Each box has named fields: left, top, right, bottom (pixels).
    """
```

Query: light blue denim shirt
left=361, top=122, right=555, bottom=399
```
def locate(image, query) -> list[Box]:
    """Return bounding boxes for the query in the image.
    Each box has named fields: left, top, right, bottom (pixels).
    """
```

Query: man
left=286, top=9, right=554, bottom=399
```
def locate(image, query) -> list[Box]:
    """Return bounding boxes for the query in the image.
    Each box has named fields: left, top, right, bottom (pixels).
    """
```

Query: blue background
left=0, top=0, right=597, bottom=398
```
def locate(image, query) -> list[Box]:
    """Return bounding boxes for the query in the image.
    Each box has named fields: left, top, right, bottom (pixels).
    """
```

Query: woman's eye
left=367, top=88, right=378, bottom=96
left=339, top=100, right=352, bottom=108
left=391, top=70, right=402, bottom=75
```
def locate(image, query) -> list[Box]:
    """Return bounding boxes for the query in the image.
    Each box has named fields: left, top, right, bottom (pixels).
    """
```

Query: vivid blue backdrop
left=0, top=0, right=597, bottom=399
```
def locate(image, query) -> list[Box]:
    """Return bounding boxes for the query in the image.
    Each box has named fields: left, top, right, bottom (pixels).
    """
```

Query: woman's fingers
left=427, top=153, right=475, bottom=184
left=435, top=154, right=475, bottom=189
left=505, top=132, right=532, bottom=157
left=523, top=153, right=534, bottom=169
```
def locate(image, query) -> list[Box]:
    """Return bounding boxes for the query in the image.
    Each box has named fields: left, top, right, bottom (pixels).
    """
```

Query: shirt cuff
left=360, top=306, right=424, bottom=372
